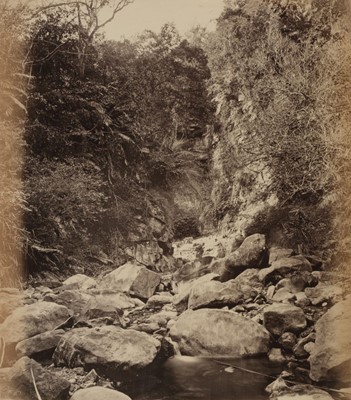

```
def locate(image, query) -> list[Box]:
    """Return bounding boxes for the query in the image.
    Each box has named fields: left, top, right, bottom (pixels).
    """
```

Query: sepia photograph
left=0, top=0, right=351, bottom=399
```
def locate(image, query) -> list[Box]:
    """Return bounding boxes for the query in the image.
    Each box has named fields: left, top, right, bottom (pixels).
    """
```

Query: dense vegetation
left=1, top=0, right=350, bottom=284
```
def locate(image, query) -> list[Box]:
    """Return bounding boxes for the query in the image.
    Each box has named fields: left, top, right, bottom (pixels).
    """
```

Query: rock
left=259, top=256, right=312, bottom=284
left=87, top=290, right=136, bottom=310
left=169, top=308, right=270, bottom=357
left=135, top=322, right=160, bottom=334
left=173, top=273, right=219, bottom=313
left=0, top=289, right=24, bottom=323
left=276, top=277, right=305, bottom=294
left=266, top=285, right=276, bottom=299
left=54, top=326, right=160, bottom=380
left=305, top=283, right=344, bottom=306
left=233, top=268, right=264, bottom=292
left=173, top=259, right=209, bottom=283
left=269, top=248, right=294, bottom=264
left=100, top=263, right=161, bottom=300
left=8, top=356, right=70, bottom=400
left=278, top=332, right=297, bottom=351
left=81, top=295, right=125, bottom=323
left=15, top=329, right=65, bottom=359
left=309, top=296, right=351, bottom=382
left=268, top=348, right=286, bottom=363
left=147, top=310, right=178, bottom=327
left=62, top=274, right=97, bottom=290
left=145, top=293, right=173, bottom=309
left=210, top=234, right=267, bottom=281
left=70, top=387, right=131, bottom=400
left=295, top=292, right=310, bottom=308
left=270, top=384, right=333, bottom=399
left=293, top=333, right=316, bottom=359
left=44, top=290, right=92, bottom=316
left=0, top=302, right=71, bottom=353
left=188, top=279, right=253, bottom=310
left=272, top=288, right=296, bottom=303
left=263, top=304, right=306, bottom=336
left=265, top=377, right=289, bottom=394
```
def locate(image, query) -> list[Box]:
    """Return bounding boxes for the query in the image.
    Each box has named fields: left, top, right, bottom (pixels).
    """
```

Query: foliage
left=206, top=0, right=351, bottom=253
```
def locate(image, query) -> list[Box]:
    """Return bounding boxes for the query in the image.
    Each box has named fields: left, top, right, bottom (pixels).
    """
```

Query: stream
left=130, top=356, right=283, bottom=400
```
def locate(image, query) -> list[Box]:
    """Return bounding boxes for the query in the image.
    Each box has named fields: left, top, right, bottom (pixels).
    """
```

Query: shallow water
left=132, top=356, right=283, bottom=400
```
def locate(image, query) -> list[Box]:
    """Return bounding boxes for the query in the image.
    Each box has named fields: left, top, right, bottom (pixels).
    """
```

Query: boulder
left=188, top=279, right=254, bottom=310
left=210, top=234, right=267, bottom=281
left=233, top=268, right=263, bottom=291
left=15, top=329, right=65, bottom=359
left=86, top=290, right=136, bottom=310
left=0, top=302, right=71, bottom=349
left=259, top=256, right=312, bottom=284
left=278, top=332, right=297, bottom=351
left=8, top=357, right=70, bottom=400
left=169, top=308, right=270, bottom=357
left=270, top=384, right=333, bottom=400
left=145, top=293, right=173, bottom=309
left=263, top=304, right=306, bottom=336
left=305, top=283, right=344, bottom=306
left=53, top=326, right=160, bottom=380
left=293, top=333, right=316, bottom=359
left=44, top=290, right=92, bottom=316
left=272, top=288, right=296, bottom=303
left=275, top=277, right=306, bottom=294
left=62, top=274, right=97, bottom=290
left=70, top=387, right=131, bottom=400
left=173, top=273, right=219, bottom=313
left=100, top=263, right=161, bottom=300
left=309, top=296, right=351, bottom=382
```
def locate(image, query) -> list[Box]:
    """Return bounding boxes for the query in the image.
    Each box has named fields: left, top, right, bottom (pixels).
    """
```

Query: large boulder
left=210, top=234, right=267, bottom=281
left=62, top=274, right=97, bottom=290
left=8, top=357, right=70, bottom=400
left=16, top=329, right=65, bottom=359
left=269, top=384, right=333, bottom=400
left=259, top=256, right=312, bottom=284
left=0, top=302, right=71, bottom=350
left=263, top=304, right=306, bottom=336
left=100, top=263, right=161, bottom=300
left=169, top=308, right=270, bottom=357
left=44, top=290, right=92, bottom=317
left=309, top=296, right=351, bottom=382
left=188, top=279, right=254, bottom=310
left=305, top=283, right=344, bottom=306
left=53, top=326, right=160, bottom=380
left=70, top=387, right=131, bottom=400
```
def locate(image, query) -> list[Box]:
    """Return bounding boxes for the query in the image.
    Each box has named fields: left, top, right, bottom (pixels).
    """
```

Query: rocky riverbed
left=0, top=233, right=351, bottom=400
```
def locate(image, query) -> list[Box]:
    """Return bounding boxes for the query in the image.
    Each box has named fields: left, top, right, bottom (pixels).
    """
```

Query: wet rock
left=0, top=302, right=71, bottom=354
left=100, top=263, right=161, bottom=300
left=8, top=356, right=70, bottom=400
left=188, top=279, right=252, bottom=310
left=54, top=326, right=160, bottom=380
left=210, top=234, right=267, bottom=281
left=278, top=332, right=297, bottom=351
left=305, top=283, right=344, bottom=306
left=70, top=387, right=131, bottom=400
left=270, top=384, right=333, bottom=399
left=263, top=304, right=306, bottom=336
left=169, top=308, right=270, bottom=357
left=62, top=274, right=97, bottom=290
left=265, top=377, right=289, bottom=394
left=15, top=329, right=65, bottom=359
left=309, top=296, right=351, bottom=382
left=269, top=248, right=294, bottom=264
left=259, top=256, right=312, bottom=284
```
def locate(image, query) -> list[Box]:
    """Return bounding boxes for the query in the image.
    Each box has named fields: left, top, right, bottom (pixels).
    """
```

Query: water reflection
left=135, top=356, right=283, bottom=400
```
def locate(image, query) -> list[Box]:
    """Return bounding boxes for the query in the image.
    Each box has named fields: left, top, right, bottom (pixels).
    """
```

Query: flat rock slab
left=8, top=356, right=70, bottom=400
left=309, top=296, right=351, bottom=382
left=70, top=387, right=131, bottom=400
left=169, top=308, right=270, bottom=357
left=62, top=274, right=97, bottom=290
left=53, top=326, right=160, bottom=380
left=263, top=304, right=306, bottom=336
left=16, top=329, right=65, bottom=359
left=100, top=263, right=161, bottom=300
left=0, top=302, right=71, bottom=347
